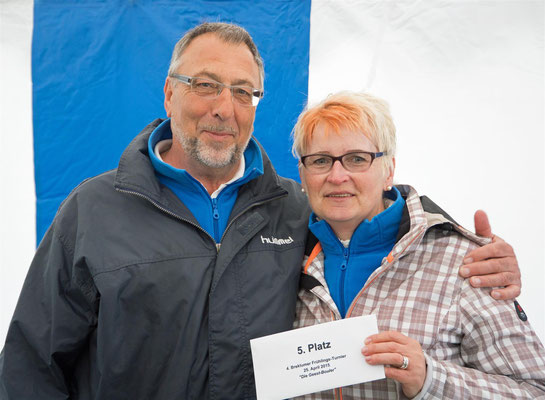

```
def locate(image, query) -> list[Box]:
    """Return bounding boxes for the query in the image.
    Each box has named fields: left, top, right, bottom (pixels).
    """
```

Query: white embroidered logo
left=261, top=235, right=294, bottom=245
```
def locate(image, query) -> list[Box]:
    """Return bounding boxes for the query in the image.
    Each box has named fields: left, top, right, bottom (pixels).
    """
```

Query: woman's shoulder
left=397, top=184, right=490, bottom=248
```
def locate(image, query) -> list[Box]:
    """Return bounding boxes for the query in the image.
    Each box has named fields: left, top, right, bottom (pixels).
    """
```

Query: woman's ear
left=384, top=157, right=396, bottom=190
left=299, top=163, right=307, bottom=193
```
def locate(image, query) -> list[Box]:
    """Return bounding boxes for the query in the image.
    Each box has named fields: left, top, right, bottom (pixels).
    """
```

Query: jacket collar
left=308, top=187, right=404, bottom=255
left=114, top=118, right=165, bottom=202
left=114, top=119, right=287, bottom=220
left=147, top=118, right=264, bottom=200
left=302, top=185, right=491, bottom=291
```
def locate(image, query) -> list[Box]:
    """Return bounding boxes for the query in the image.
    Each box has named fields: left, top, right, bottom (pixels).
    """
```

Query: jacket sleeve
left=0, top=222, right=98, bottom=399
left=415, top=281, right=545, bottom=399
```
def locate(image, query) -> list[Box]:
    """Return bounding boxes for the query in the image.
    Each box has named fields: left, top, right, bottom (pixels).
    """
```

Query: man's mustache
left=199, top=125, right=237, bottom=134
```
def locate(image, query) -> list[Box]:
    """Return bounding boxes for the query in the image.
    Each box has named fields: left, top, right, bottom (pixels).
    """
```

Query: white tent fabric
left=1, top=0, right=35, bottom=348
left=308, top=0, right=544, bottom=343
left=1, top=0, right=543, bottom=350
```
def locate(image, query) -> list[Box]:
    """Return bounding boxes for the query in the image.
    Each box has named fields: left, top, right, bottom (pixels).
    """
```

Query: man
left=0, top=23, right=521, bottom=399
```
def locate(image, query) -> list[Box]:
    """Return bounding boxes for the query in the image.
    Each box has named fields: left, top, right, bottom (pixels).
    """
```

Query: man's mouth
left=200, top=125, right=236, bottom=135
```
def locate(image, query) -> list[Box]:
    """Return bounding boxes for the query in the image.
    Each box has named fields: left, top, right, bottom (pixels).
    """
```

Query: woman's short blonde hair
left=292, top=91, right=396, bottom=175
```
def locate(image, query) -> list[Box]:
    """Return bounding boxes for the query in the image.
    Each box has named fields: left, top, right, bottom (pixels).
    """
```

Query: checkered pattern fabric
left=295, top=185, right=545, bottom=399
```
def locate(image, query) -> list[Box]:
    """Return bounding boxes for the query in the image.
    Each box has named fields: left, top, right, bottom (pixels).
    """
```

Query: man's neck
left=161, top=144, right=242, bottom=195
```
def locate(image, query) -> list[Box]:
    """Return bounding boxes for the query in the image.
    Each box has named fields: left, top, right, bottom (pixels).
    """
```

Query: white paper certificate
left=250, top=314, right=385, bottom=399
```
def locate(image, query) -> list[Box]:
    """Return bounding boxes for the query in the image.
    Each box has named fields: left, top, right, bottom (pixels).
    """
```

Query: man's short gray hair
left=167, top=22, right=265, bottom=88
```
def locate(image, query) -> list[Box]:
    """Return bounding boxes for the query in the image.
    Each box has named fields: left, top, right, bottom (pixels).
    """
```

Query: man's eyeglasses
left=300, top=151, right=387, bottom=174
left=169, top=74, right=264, bottom=107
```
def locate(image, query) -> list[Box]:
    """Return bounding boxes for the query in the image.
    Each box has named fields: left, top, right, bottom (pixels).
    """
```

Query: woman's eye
left=312, top=157, right=330, bottom=166
left=346, top=154, right=369, bottom=164
left=350, top=156, right=365, bottom=164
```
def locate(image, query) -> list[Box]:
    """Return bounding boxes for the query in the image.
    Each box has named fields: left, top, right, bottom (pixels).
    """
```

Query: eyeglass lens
left=302, top=152, right=375, bottom=173
left=190, top=78, right=258, bottom=106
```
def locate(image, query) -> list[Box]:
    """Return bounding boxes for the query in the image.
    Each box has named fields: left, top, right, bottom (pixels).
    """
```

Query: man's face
left=164, top=33, right=261, bottom=170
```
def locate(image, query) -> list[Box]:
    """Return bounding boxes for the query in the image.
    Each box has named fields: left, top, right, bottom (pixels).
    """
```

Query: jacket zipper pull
left=212, top=198, right=219, bottom=220
left=339, top=246, right=349, bottom=317
left=212, top=198, right=221, bottom=245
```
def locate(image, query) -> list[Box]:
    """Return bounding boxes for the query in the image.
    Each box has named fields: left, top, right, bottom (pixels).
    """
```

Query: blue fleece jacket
left=148, top=119, right=263, bottom=243
left=309, top=187, right=405, bottom=317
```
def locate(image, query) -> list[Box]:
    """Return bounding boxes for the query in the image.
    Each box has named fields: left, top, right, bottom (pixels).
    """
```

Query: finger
left=463, top=239, right=515, bottom=264
left=473, top=210, right=492, bottom=238
left=364, top=352, right=404, bottom=368
left=460, top=257, right=519, bottom=278
left=362, top=341, right=402, bottom=356
left=365, top=331, right=408, bottom=345
left=490, top=285, right=521, bottom=300
left=468, top=271, right=521, bottom=289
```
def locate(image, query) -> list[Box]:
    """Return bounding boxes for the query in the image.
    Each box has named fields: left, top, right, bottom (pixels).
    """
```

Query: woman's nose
left=326, top=160, right=350, bottom=184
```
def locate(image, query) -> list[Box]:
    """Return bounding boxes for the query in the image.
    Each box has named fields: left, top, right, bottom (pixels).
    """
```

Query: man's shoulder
left=68, top=169, right=117, bottom=198
left=55, top=169, right=119, bottom=217
left=276, top=175, right=308, bottom=206
left=276, top=174, right=301, bottom=191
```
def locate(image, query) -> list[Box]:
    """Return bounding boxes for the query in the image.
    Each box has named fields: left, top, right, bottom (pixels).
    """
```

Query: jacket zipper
left=211, top=197, right=220, bottom=242
left=117, top=187, right=287, bottom=252
left=339, top=246, right=349, bottom=317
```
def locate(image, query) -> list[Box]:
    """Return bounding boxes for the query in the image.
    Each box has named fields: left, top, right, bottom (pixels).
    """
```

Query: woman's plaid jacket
left=295, top=185, right=545, bottom=399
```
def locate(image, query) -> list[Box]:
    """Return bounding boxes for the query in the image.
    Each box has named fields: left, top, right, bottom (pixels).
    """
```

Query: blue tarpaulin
left=33, top=0, right=311, bottom=241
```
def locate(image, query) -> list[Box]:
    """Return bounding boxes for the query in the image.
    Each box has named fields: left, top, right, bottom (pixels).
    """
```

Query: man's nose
left=326, top=159, right=350, bottom=184
left=212, top=87, right=235, bottom=120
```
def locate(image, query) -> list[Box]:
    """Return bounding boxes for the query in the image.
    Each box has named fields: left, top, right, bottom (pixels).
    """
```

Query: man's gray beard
left=174, top=130, right=246, bottom=169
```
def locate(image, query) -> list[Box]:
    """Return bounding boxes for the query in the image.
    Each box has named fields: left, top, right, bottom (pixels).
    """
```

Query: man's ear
left=164, top=77, right=173, bottom=118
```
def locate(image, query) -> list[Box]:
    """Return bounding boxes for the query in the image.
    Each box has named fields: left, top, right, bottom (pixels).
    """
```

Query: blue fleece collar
left=309, top=187, right=404, bottom=255
left=148, top=119, right=263, bottom=189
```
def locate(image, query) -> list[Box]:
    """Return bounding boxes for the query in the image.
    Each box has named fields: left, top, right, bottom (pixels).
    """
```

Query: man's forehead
left=181, top=33, right=252, bottom=62
left=177, top=33, right=260, bottom=85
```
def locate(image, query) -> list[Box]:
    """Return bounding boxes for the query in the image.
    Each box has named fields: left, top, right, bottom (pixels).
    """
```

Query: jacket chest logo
left=261, top=235, right=294, bottom=245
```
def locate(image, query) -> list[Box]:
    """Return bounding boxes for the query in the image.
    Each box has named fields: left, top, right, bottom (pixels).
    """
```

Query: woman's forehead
left=306, top=123, right=377, bottom=152
left=306, top=122, right=376, bottom=148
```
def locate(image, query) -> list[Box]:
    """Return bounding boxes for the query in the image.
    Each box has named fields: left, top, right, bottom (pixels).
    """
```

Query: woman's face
left=300, top=123, right=394, bottom=240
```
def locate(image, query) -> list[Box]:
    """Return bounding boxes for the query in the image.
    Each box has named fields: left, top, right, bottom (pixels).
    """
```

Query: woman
left=292, top=92, right=545, bottom=399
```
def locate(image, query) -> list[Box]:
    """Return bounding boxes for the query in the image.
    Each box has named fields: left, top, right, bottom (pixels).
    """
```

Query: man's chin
left=195, top=146, right=239, bottom=170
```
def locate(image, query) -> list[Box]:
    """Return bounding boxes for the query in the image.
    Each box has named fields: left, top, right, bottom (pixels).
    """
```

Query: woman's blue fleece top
left=148, top=119, right=263, bottom=243
left=308, top=187, right=405, bottom=318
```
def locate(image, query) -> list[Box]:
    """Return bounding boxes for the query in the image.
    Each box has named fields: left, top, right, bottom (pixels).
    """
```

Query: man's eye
left=234, top=87, right=252, bottom=98
left=194, top=81, right=218, bottom=90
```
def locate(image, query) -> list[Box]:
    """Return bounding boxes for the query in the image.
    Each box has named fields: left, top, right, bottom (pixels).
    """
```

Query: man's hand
left=458, top=210, right=521, bottom=300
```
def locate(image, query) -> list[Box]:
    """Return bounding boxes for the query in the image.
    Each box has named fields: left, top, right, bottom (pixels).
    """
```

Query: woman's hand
left=362, top=331, right=426, bottom=399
